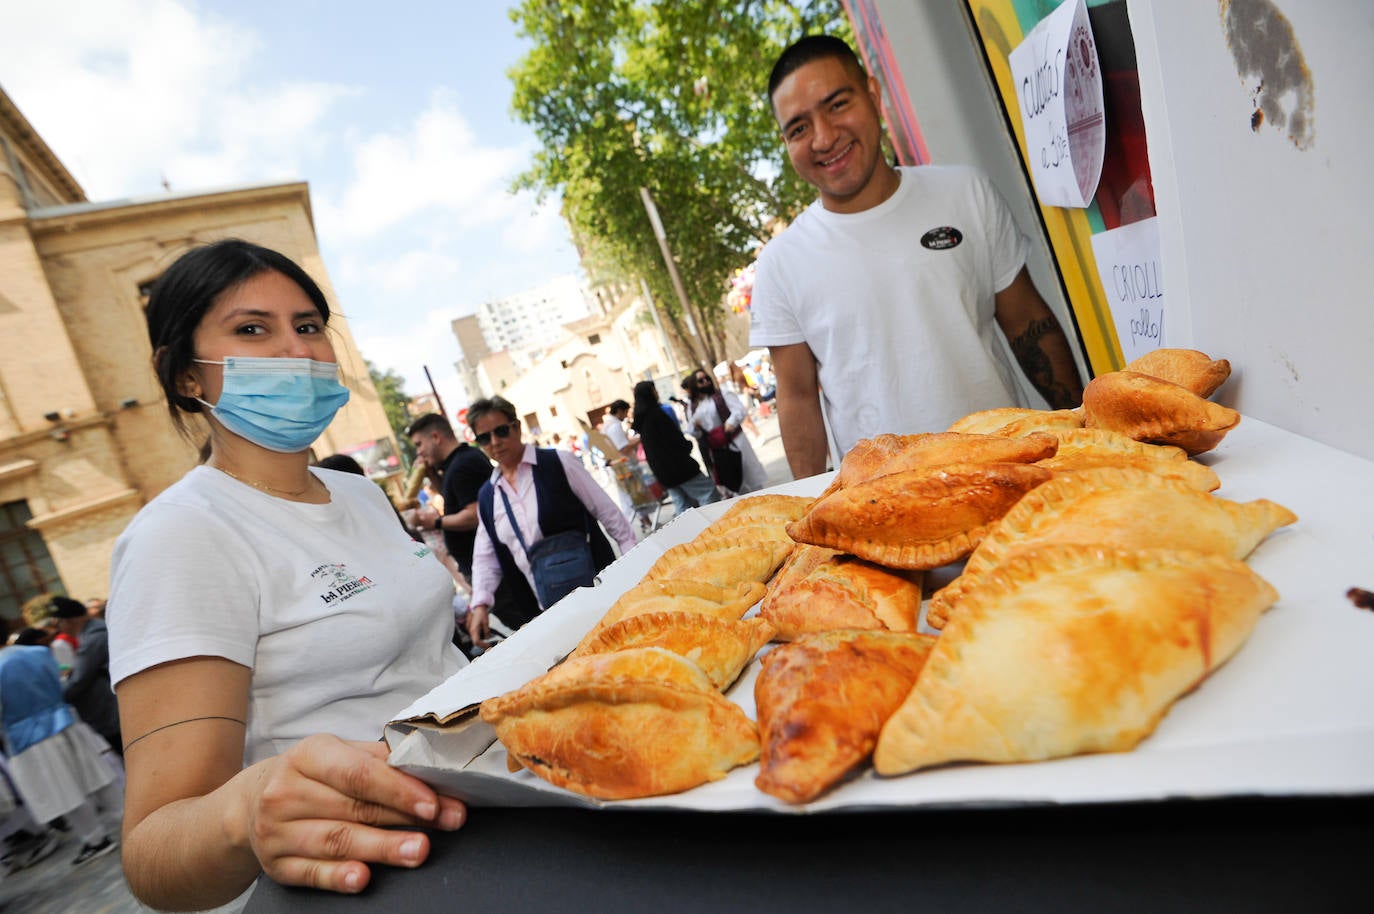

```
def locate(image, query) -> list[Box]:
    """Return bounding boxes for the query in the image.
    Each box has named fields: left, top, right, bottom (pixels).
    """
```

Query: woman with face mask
left=106, top=240, right=467, bottom=912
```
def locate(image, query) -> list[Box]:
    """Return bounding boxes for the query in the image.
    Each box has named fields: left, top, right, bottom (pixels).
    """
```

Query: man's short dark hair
left=609, top=399, right=630, bottom=414
left=404, top=412, right=454, bottom=439
left=768, top=34, right=867, bottom=105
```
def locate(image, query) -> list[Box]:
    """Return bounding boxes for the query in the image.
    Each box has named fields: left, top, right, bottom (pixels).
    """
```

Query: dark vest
left=478, top=448, right=616, bottom=627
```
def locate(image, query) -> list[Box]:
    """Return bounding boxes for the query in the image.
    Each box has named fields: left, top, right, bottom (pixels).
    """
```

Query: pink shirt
left=470, top=446, right=637, bottom=609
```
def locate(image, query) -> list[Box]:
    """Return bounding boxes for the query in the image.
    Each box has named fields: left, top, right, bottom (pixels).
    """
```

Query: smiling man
left=750, top=34, right=1083, bottom=479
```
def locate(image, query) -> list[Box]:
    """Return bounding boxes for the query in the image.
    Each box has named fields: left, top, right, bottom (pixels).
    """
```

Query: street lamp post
left=640, top=186, right=710, bottom=366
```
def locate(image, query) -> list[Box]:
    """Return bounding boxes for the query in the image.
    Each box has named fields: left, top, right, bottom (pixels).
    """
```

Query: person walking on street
left=686, top=368, right=767, bottom=495
left=0, top=637, right=119, bottom=867
left=631, top=381, right=721, bottom=515
left=49, top=597, right=121, bottom=757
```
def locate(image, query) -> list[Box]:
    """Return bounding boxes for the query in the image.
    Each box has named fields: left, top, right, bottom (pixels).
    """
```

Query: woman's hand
left=466, top=604, right=492, bottom=649
left=234, top=735, right=467, bottom=894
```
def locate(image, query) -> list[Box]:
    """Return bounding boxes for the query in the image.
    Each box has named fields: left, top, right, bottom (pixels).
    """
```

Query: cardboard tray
left=384, top=417, right=1374, bottom=811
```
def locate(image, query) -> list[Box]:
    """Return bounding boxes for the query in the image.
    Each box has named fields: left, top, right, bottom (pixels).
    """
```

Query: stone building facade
left=0, top=89, right=396, bottom=628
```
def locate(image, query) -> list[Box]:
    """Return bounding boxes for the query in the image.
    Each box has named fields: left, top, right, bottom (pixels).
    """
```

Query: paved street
left=0, top=803, right=141, bottom=914
left=0, top=409, right=795, bottom=913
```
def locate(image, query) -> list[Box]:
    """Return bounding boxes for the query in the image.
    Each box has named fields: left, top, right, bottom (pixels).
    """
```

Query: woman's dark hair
left=466, top=396, right=518, bottom=429
left=146, top=238, right=332, bottom=434
left=315, top=454, right=366, bottom=476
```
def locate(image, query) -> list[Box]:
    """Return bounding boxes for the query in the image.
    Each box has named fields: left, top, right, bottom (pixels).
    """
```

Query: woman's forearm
left=123, top=769, right=262, bottom=910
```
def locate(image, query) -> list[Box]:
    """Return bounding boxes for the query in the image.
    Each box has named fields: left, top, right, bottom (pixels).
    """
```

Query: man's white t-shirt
left=109, top=466, right=465, bottom=767
left=602, top=414, right=631, bottom=453
left=749, top=165, right=1030, bottom=458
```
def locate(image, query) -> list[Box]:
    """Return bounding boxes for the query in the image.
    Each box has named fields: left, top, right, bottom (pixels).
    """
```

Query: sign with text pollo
left=1009, top=0, right=1105, bottom=208
left=1091, top=216, right=1165, bottom=362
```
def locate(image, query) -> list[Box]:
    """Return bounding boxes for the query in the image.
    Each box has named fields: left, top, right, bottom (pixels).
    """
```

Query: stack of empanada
left=481, top=647, right=759, bottom=800
left=822, top=431, right=1058, bottom=497
left=874, top=544, right=1279, bottom=775
left=761, top=545, right=924, bottom=640
left=576, top=611, right=774, bottom=690
left=947, top=407, right=1085, bottom=437
left=926, top=467, right=1296, bottom=629
left=787, top=462, right=1053, bottom=570
left=570, top=579, right=765, bottom=659
left=1037, top=428, right=1221, bottom=492
left=1082, top=370, right=1240, bottom=455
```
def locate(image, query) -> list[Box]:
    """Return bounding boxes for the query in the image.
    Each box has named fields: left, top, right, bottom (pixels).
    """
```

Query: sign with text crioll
left=1091, top=216, right=1165, bottom=362
left=1009, top=0, right=1105, bottom=208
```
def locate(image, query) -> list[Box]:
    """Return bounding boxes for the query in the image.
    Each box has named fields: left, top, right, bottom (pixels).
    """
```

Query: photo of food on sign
left=403, top=349, right=1319, bottom=807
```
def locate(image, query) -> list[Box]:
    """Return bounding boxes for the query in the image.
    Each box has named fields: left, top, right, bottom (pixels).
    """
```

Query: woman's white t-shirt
left=109, top=466, right=465, bottom=766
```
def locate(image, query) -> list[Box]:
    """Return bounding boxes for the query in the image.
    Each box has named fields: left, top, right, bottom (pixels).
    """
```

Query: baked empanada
left=823, top=431, right=1058, bottom=497
left=947, top=407, right=1084, bottom=437
left=874, top=544, right=1279, bottom=776
left=761, top=546, right=923, bottom=640
left=1124, top=348, right=1231, bottom=398
left=571, top=579, right=765, bottom=658
left=576, top=611, right=775, bottom=690
left=704, top=493, right=815, bottom=534
left=481, top=647, right=759, bottom=800
left=755, top=630, right=938, bottom=804
left=926, top=467, right=1297, bottom=628
left=642, top=531, right=794, bottom=588
left=787, top=462, right=1053, bottom=570
left=1039, top=428, right=1221, bottom=492
left=1082, top=370, right=1241, bottom=455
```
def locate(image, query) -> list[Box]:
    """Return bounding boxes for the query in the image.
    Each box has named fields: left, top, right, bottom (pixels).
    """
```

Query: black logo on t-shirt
left=920, top=226, right=964, bottom=250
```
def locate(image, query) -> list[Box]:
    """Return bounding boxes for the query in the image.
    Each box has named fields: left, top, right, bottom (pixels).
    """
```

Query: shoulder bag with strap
left=497, top=485, right=596, bottom=610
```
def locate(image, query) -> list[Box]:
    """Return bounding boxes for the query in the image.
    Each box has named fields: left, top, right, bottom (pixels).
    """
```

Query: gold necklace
left=212, top=463, right=314, bottom=498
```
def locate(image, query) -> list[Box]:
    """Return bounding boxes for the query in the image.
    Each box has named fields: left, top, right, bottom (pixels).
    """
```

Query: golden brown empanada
left=576, top=611, right=775, bottom=690
left=1082, top=370, right=1241, bottom=455
left=642, top=531, right=794, bottom=587
left=947, top=407, right=1084, bottom=436
left=761, top=546, right=923, bottom=640
left=787, top=462, right=1053, bottom=570
left=570, top=579, right=765, bottom=658
left=1039, top=428, right=1221, bottom=492
left=874, top=544, right=1279, bottom=776
left=481, top=647, right=759, bottom=800
left=926, top=467, right=1297, bottom=628
left=823, top=431, right=1058, bottom=496
left=704, top=493, right=815, bottom=534
left=755, top=630, right=938, bottom=804
left=1124, top=348, right=1231, bottom=398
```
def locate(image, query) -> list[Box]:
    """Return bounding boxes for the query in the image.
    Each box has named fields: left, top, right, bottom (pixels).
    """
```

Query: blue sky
left=0, top=0, right=581, bottom=409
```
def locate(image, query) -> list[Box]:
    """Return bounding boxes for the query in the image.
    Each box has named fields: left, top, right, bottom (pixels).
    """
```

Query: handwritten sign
left=1008, top=0, right=1105, bottom=207
left=1091, top=217, right=1165, bottom=362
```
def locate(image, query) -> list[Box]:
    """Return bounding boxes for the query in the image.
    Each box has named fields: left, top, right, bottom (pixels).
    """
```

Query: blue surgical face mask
left=194, top=356, right=351, bottom=453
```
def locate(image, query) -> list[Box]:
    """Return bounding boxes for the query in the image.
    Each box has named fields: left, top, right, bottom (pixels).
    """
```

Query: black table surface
left=246, top=794, right=1372, bottom=913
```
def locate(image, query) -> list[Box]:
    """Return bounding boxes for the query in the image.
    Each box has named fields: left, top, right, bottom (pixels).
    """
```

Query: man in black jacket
left=51, top=596, right=122, bottom=756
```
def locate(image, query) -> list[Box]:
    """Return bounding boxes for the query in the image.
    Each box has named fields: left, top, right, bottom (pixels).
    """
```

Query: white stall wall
left=1130, top=0, right=1374, bottom=460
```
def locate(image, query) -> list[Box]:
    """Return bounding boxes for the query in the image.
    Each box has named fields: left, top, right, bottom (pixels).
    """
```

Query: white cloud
left=0, top=0, right=349, bottom=198
left=315, top=90, right=530, bottom=241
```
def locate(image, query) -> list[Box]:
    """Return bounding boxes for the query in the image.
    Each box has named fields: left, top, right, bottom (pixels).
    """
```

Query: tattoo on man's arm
left=1010, top=317, right=1077, bottom=409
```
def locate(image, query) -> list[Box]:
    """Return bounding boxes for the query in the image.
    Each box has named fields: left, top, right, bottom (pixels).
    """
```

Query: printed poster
left=1008, top=0, right=1106, bottom=207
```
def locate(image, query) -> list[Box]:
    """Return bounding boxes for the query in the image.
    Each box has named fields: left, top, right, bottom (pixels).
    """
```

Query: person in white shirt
left=749, top=35, right=1083, bottom=479
left=107, top=239, right=467, bottom=912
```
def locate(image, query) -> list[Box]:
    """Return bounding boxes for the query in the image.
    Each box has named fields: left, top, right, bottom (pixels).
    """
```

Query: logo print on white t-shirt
left=311, top=563, right=376, bottom=605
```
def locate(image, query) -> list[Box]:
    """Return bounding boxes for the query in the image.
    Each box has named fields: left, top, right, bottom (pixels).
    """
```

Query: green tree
left=508, top=0, right=851, bottom=367
left=366, top=360, right=417, bottom=465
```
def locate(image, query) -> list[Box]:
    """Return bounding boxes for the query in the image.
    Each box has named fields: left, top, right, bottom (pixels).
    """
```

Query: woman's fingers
left=262, top=820, right=432, bottom=888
